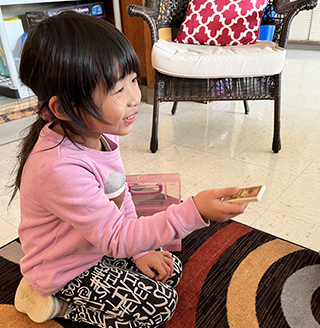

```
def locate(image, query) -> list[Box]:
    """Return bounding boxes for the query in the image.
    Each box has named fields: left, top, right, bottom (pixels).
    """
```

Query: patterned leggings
left=55, top=250, right=182, bottom=328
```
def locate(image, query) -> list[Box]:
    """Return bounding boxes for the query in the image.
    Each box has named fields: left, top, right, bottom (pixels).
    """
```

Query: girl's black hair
left=9, top=11, right=140, bottom=203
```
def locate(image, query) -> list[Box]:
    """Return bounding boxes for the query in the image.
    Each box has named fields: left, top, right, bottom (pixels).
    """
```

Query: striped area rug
left=1, top=221, right=319, bottom=328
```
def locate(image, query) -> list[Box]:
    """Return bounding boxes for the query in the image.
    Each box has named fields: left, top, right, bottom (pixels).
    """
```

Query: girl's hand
left=135, top=250, right=174, bottom=283
left=193, top=187, right=247, bottom=222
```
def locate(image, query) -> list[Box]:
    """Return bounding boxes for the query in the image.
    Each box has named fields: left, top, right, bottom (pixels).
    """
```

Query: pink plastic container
left=126, top=173, right=182, bottom=252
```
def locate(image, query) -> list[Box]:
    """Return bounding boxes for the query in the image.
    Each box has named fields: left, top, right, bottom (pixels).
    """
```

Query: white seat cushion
left=152, top=39, right=286, bottom=78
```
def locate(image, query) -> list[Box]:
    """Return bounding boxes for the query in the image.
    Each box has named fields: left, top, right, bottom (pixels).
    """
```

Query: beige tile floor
left=1, top=48, right=320, bottom=251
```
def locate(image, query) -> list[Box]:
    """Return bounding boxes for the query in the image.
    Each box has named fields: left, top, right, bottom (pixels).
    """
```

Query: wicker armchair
left=127, top=0, right=317, bottom=153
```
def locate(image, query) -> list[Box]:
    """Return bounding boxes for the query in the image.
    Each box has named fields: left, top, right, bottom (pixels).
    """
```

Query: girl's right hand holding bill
left=193, top=187, right=247, bottom=222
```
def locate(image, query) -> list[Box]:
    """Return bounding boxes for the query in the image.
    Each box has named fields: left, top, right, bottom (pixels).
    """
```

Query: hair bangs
left=97, top=27, right=141, bottom=91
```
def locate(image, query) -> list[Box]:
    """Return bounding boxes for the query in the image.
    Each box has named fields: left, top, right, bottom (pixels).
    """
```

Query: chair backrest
left=145, top=0, right=189, bottom=29
left=143, top=0, right=301, bottom=47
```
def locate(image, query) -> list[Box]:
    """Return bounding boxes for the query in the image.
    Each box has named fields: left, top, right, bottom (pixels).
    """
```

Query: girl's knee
left=165, top=254, right=183, bottom=288
left=150, top=287, right=178, bottom=326
left=172, top=254, right=182, bottom=276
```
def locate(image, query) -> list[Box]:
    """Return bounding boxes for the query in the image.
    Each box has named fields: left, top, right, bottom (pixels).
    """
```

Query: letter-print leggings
left=54, top=249, right=183, bottom=328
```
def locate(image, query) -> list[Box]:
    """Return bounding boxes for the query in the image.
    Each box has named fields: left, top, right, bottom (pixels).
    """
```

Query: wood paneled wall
left=120, top=0, right=153, bottom=88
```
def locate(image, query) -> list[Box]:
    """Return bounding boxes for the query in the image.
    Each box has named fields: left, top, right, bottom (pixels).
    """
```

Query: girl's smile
left=123, top=114, right=136, bottom=125
left=87, top=72, right=141, bottom=138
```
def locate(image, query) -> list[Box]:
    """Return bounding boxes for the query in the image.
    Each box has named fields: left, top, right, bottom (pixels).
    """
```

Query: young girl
left=11, top=11, right=246, bottom=328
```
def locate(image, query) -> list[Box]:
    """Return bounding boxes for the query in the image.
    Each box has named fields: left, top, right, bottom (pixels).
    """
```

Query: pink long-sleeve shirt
left=19, top=124, right=209, bottom=297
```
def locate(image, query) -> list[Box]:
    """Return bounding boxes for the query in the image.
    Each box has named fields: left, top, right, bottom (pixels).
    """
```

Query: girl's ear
left=48, top=96, right=70, bottom=121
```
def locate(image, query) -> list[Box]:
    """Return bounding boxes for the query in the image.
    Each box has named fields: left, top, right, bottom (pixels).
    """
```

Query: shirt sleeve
left=39, top=158, right=209, bottom=259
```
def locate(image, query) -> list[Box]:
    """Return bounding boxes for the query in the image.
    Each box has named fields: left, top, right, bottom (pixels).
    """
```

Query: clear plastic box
left=126, top=173, right=182, bottom=252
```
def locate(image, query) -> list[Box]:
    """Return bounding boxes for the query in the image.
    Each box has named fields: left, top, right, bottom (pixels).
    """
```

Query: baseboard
left=287, top=42, right=320, bottom=51
left=140, top=85, right=154, bottom=105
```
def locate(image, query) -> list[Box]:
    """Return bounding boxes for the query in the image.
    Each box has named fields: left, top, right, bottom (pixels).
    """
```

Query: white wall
left=289, top=5, right=320, bottom=42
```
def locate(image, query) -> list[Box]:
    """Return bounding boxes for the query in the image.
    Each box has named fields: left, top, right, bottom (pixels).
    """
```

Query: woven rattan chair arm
left=272, top=0, right=318, bottom=47
left=127, top=4, right=159, bottom=45
left=274, top=0, right=317, bottom=13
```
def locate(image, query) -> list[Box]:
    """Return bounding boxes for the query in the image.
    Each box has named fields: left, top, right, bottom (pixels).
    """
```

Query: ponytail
left=8, top=112, right=47, bottom=205
left=9, top=102, right=83, bottom=205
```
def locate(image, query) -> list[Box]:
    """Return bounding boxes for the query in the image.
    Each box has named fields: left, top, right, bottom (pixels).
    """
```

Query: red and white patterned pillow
left=175, top=0, right=269, bottom=46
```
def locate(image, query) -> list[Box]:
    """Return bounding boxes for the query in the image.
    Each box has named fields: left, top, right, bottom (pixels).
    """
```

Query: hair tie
left=37, top=103, right=54, bottom=122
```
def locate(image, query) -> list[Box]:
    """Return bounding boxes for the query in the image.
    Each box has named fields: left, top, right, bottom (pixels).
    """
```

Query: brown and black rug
left=1, top=221, right=320, bottom=328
